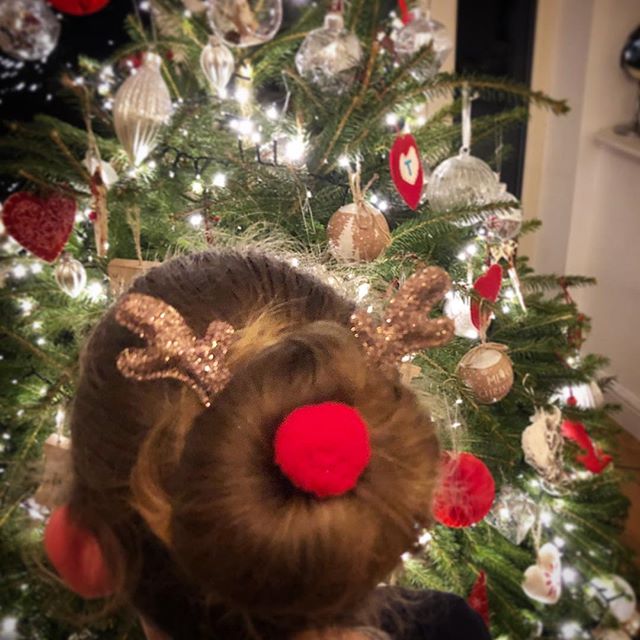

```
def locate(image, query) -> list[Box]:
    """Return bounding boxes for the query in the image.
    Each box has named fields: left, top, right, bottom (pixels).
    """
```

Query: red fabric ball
left=44, top=506, right=113, bottom=599
left=433, top=452, right=495, bottom=528
left=48, top=0, right=110, bottom=16
left=274, top=402, right=371, bottom=499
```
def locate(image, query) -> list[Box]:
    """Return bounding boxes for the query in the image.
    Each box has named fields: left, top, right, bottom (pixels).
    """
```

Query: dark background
left=0, top=0, right=537, bottom=196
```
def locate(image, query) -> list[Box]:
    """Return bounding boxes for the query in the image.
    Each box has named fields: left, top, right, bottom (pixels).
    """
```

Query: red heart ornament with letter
left=471, top=264, right=503, bottom=332
left=2, top=192, right=76, bottom=263
left=389, top=133, right=424, bottom=210
left=522, top=543, right=562, bottom=605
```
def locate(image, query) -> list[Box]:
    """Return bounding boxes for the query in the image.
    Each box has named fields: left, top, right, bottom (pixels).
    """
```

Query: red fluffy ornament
left=561, top=420, right=613, bottom=474
left=2, top=192, right=76, bottom=262
left=468, top=571, right=490, bottom=627
left=274, top=402, right=371, bottom=499
left=48, top=0, right=110, bottom=16
left=433, top=452, right=495, bottom=528
left=470, top=264, right=503, bottom=332
left=389, top=133, right=424, bottom=210
left=44, top=505, right=113, bottom=599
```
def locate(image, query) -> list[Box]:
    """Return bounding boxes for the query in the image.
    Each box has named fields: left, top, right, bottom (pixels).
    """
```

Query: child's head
left=53, top=251, right=446, bottom=638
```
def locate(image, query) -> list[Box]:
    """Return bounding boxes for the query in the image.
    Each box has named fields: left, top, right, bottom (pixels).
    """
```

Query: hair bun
left=274, top=402, right=371, bottom=499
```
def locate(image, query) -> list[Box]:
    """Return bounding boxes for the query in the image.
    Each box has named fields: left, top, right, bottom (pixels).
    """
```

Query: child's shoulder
left=377, top=586, right=491, bottom=640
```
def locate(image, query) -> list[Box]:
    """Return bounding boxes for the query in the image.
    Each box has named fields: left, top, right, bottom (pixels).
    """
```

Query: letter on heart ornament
left=522, top=543, right=562, bottom=605
left=389, top=133, right=424, bottom=210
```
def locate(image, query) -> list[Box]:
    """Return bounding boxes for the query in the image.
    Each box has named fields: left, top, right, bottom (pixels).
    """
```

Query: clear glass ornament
left=295, top=11, right=363, bottom=94
left=394, top=6, right=452, bottom=81
left=485, top=485, right=537, bottom=545
left=54, top=253, right=87, bottom=298
left=0, top=0, right=60, bottom=61
left=483, top=187, right=523, bottom=243
left=426, top=151, right=500, bottom=226
left=200, top=35, right=235, bottom=97
left=208, top=0, right=283, bottom=48
left=113, top=52, right=173, bottom=166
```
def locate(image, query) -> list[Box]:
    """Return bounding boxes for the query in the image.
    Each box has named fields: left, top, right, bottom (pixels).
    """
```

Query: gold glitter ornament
left=457, top=342, right=513, bottom=404
left=115, top=294, right=236, bottom=407
left=113, top=52, right=173, bottom=166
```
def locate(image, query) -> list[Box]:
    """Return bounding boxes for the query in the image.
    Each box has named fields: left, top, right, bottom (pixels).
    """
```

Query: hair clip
left=115, top=294, right=236, bottom=407
left=350, top=266, right=454, bottom=368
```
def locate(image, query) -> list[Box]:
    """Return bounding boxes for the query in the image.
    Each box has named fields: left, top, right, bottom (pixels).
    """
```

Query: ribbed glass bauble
left=200, top=35, right=235, bottom=97
left=113, top=52, right=173, bottom=166
left=426, top=152, right=500, bottom=226
left=54, top=254, right=87, bottom=298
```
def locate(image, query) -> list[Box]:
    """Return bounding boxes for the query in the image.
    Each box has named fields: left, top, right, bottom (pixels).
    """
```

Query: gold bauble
left=326, top=201, right=391, bottom=262
left=457, top=342, right=514, bottom=404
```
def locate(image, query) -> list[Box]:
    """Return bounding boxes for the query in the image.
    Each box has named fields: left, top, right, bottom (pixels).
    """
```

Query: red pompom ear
left=44, top=506, right=113, bottom=599
left=274, top=402, right=372, bottom=499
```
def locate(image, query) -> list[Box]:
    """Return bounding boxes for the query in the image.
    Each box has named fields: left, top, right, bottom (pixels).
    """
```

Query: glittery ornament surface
left=0, top=0, right=60, bottom=61
left=208, top=0, right=283, bottom=47
left=295, top=11, right=363, bottom=93
left=351, top=266, right=454, bottom=367
left=394, top=8, right=452, bottom=82
left=115, top=294, right=236, bottom=407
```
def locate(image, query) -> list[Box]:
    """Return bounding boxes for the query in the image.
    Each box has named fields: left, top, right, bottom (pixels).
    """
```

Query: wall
left=522, top=0, right=640, bottom=435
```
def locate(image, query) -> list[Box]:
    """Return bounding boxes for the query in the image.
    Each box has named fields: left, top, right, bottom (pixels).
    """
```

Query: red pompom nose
left=44, top=506, right=113, bottom=599
left=274, top=402, right=372, bottom=499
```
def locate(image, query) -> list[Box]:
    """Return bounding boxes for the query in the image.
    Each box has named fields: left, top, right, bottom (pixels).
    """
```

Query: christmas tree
left=0, top=1, right=638, bottom=638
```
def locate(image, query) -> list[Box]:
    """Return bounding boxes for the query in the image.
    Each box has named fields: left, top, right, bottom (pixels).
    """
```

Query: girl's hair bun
left=274, top=401, right=372, bottom=499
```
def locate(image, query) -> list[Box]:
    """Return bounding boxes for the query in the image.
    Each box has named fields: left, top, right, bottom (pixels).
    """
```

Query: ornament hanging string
left=461, top=84, right=472, bottom=154
left=81, top=87, right=109, bottom=258
left=348, top=162, right=378, bottom=212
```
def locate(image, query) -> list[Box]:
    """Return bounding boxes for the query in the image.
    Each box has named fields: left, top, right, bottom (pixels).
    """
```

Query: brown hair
left=67, top=250, right=440, bottom=639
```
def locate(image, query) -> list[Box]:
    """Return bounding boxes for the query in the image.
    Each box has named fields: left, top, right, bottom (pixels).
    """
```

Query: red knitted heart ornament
left=433, top=452, right=495, bottom=528
left=44, top=506, right=113, bottom=599
left=274, top=402, right=372, bottom=499
left=2, top=192, right=76, bottom=262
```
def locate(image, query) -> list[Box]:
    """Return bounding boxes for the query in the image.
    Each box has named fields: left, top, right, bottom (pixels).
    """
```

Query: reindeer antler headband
left=114, top=266, right=454, bottom=404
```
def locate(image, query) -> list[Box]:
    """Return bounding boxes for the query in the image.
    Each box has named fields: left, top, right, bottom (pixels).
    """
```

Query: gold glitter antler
left=115, top=294, right=236, bottom=407
left=351, top=266, right=454, bottom=366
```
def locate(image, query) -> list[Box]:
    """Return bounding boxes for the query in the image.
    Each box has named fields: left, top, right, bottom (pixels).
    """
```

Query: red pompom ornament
left=274, top=402, right=371, bottom=499
left=2, top=192, right=76, bottom=262
left=44, top=505, right=113, bottom=599
left=48, top=0, right=110, bottom=16
left=433, top=452, right=495, bottom=528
